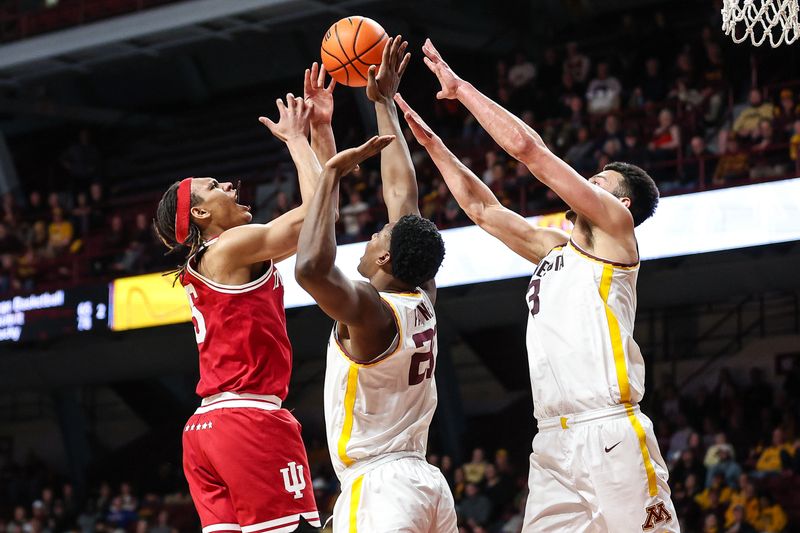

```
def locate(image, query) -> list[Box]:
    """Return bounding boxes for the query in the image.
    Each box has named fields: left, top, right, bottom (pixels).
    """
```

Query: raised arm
left=421, top=39, right=634, bottom=238
left=295, top=135, right=395, bottom=332
left=214, top=95, right=320, bottom=266
left=366, top=35, right=417, bottom=221
left=259, top=93, right=322, bottom=204
left=395, top=94, right=567, bottom=264
left=304, top=62, right=337, bottom=165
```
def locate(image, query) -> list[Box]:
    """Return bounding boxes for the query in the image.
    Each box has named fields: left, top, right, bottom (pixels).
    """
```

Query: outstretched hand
left=259, top=93, right=312, bottom=142
left=421, top=38, right=463, bottom=100
left=325, top=135, right=395, bottom=177
left=366, top=35, right=411, bottom=103
left=304, top=62, right=336, bottom=125
left=393, top=93, right=439, bottom=148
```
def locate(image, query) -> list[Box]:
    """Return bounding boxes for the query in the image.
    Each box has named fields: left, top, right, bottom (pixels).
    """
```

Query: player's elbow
left=294, top=253, right=333, bottom=289
left=465, top=203, right=485, bottom=225
left=295, top=256, right=326, bottom=284
left=508, top=133, right=547, bottom=166
left=466, top=201, right=493, bottom=228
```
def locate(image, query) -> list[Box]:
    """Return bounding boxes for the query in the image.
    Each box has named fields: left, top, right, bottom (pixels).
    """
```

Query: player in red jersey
left=153, top=65, right=337, bottom=533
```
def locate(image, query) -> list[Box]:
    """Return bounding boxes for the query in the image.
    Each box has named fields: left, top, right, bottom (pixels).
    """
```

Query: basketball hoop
left=722, top=0, right=800, bottom=47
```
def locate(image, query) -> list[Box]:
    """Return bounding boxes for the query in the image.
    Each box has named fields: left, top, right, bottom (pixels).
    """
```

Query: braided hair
left=153, top=180, right=204, bottom=281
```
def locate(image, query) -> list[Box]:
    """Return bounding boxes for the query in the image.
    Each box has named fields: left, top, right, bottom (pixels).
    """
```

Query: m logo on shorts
left=281, top=461, right=306, bottom=499
left=641, top=502, right=672, bottom=531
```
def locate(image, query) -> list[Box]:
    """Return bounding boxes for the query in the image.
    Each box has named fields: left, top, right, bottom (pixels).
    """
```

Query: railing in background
left=511, top=143, right=799, bottom=218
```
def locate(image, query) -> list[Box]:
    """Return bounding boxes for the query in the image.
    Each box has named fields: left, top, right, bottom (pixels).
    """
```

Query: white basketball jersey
left=324, top=289, right=438, bottom=478
left=526, top=240, right=645, bottom=419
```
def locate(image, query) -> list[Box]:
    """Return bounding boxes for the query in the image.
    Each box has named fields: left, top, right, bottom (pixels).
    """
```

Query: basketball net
left=722, top=0, right=800, bottom=47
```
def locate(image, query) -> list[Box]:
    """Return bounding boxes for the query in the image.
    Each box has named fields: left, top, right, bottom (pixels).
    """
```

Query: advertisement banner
left=111, top=272, right=190, bottom=331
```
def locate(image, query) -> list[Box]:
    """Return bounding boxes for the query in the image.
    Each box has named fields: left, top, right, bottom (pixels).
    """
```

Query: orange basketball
left=321, top=16, right=388, bottom=87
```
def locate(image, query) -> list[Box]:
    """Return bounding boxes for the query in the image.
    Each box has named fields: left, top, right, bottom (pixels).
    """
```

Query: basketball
left=321, top=16, right=388, bottom=87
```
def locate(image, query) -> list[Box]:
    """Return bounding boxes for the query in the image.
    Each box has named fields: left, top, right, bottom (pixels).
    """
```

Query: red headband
left=175, top=177, right=193, bottom=244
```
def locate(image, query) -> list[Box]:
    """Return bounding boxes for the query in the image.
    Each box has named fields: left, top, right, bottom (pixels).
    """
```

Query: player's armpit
left=213, top=207, right=305, bottom=266
left=476, top=203, right=568, bottom=264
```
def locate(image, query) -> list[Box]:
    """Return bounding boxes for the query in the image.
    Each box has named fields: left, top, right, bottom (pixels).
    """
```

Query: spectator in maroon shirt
left=0, top=223, right=23, bottom=255
left=71, top=191, right=92, bottom=238
left=60, top=128, right=101, bottom=191
left=563, top=41, right=591, bottom=89
left=88, top=183, right=107, bottom=231
left=622, top=129, right=650, bottom=168
left=640, top=57, right=670, bottom=104
left=699, top=43, right=726, bottom=125
left=648, top=108, right=681, bottom=161
left=773, top=88, right=799, bottom=139
left=25, top=190, right=47, bottom=226
left=684, top=135, right=717, bottom=186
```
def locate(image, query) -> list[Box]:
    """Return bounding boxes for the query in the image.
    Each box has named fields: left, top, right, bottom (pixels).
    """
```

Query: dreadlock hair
left=153, top=180, right=204, bottom=281
left=604, top=161, right=660, bottom=227
left=389, top=214, right=445, bottom=288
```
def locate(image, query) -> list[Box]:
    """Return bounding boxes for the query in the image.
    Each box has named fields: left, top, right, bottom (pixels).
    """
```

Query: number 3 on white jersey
left=185, top=283, right=206, bottom=344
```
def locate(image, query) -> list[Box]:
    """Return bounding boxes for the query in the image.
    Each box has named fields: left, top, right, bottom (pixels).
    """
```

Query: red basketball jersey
left=181, top=239, right=292, bottom=400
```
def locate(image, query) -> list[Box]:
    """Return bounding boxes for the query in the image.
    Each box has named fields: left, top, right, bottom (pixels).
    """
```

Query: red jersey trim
left=240, top=511, right=321, bottom=533
left=194, top=392, right=283, bottom=414
left=200, top=391, right=282, bottom=407
left=186, top=260, right=275, bottom=294
left=194, top=399, right=281, bottom=414
left=202, top=524, right=241, bottom=533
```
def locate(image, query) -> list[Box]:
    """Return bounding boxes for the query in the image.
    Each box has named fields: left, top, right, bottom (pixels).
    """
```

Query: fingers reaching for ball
left=366, top=35, right=411, bottom=103
left=304, top=62, right=336, bottom=126
left=421, top=38, right=463, bottom=100
left=325, top=135, right=395, bottom=177
left=259, top=94, right=312, bottom=143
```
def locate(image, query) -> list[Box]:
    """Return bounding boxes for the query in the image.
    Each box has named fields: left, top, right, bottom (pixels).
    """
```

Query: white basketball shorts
left=332, top=454, right=457, bottom=533
left=523, top=403, right=680, bottom=532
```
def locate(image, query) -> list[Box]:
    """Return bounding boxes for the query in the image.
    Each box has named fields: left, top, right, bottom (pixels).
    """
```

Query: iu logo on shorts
left=281, top=461, right=306, bottom=499
left=641, top=502, right=672, bottom=531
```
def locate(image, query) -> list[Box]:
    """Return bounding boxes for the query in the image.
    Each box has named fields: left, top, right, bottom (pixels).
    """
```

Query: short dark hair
left=604, top=161, right=659, bottom=226
left=389, top=215, right=445, bottom=287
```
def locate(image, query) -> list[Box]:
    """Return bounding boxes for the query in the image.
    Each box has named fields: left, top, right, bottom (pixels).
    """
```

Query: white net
left=722, top=0, right=800, bottom=47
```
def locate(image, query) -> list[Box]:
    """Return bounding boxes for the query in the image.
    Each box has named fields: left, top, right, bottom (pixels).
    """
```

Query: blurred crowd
left=645, top=361, right=800, bottom=533
left=312, top=362, right=800, bottom=532
left=265, top=7, right=800, bottom=246
left=4, top=4, right=800, bottom=298
left=0, top=130, right=168, bottom=294
left=3, top=360, right=797, bottom=532
left=0, top=466, right=197, bottom=533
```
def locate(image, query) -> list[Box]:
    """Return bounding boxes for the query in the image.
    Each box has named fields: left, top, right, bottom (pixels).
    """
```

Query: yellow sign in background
left=111, top=272, right=191, bottom=331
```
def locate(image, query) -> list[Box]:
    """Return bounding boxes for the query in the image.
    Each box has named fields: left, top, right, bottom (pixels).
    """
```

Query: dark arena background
left=1, top=0, right=800, bottom=531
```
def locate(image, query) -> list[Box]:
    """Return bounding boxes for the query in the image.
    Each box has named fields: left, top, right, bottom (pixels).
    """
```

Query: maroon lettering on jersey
left=409, top=327, right=437, bottom=386
left=182, top=254, right=292, bottom=400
